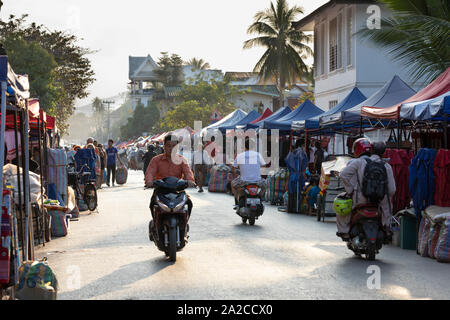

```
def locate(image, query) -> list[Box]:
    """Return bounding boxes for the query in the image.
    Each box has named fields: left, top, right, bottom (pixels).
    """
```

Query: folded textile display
left=3, top=164, right=44, bottom=204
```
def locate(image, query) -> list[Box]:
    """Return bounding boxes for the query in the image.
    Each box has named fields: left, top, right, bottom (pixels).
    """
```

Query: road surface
left=36, top=171, right=450, bottom=300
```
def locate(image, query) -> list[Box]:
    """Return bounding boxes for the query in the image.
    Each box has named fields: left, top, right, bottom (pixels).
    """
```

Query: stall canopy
left=292, top=87, right=366, bottom=130
left=245, top=106, right=292, bottom=130
left=361, top=67, right=450, bottom=120
left=400, top=91, right=450, bottom=121
left=201, top=109, right=247, bottom=135
left=250, top=108, right=273, bottom=124
left=218, top=110, right=260, bottom=131
left=262, top=99, right=324, bottom=130
left=321, top=75, right=416, bottom=125
left=0, top=56, right=30, bottom=100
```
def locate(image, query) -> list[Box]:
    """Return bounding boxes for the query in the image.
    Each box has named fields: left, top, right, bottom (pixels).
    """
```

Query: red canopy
left=250, top=108, right=273, bottom=124
left=361, top=67, right=450, bottom=119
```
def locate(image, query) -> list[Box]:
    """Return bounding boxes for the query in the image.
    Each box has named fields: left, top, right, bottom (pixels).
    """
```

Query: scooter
left=148, top=177, right=192, bottom=262
left=347, top=204, right=386, bottom=261
left=234, top=183, right=265, bottom=226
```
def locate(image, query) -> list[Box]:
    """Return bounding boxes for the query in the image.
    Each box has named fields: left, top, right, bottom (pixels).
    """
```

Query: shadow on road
left=59, top=257, right=172, bottom=300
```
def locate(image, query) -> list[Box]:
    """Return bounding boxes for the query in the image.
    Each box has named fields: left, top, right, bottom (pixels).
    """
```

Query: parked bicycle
left=68, top=163, right=98, bottom=212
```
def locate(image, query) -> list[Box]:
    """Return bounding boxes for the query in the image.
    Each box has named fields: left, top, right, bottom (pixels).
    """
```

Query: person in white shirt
left=231, top=137, right=269, bottom=206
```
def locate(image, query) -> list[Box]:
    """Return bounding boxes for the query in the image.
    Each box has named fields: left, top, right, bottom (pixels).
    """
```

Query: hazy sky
left=3, top=0, right=328, bottom=107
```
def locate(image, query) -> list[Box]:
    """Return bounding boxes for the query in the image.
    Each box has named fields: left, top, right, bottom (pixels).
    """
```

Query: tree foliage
left=120, top=101, right=161, bottom=139
left=187, top=57, right=211, bottom=70
left=358, top=0, right=449, bottom=84
left=154, top=52, right=184, bottom=86
left=158, top=79, right=237, bottom=131
left=243, top=0, right=313, bottom=106
left=0, top=14, right=96, bottom=134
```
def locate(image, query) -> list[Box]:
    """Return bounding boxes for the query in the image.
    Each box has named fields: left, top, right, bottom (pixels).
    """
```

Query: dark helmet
left=148, top=144, right=155, bottom=151
left=372, top=141, right=386, bottom=157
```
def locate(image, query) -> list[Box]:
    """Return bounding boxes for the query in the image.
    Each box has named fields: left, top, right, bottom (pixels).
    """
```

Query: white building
left=293, top=0, right=426, bottom=111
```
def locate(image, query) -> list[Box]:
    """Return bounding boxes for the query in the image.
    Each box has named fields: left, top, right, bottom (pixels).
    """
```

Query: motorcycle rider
left=231, top=136, right=270, bottom=208
left=145, top=134, right=196, bottom=222
left=337, top=139, right=396, bottom=241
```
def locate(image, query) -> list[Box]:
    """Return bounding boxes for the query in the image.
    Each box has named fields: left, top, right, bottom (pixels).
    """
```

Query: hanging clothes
left=384, top=149, right=414, bottom=213
left=433, top=149, right=450, bottom=207
left=409, top=148, right=437, bottom=217
left=285, top=147, right=308, bottom=213
left=5, top=130, right=21, bottom=161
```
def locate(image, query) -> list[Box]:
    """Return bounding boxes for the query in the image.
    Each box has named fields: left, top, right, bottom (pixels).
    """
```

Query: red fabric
left=250, top=108, right=273, bottom=124
left=384, top=149, right=414, bottom=213
left=362, top=67, right=450, bottom=119
left=433, top=149, right=450, bottom=207
left=46, top=115, right=55, bottom=130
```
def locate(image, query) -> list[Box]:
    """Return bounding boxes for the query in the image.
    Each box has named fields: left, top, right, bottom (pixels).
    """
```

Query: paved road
left=37, top=171, right=450, bottom=300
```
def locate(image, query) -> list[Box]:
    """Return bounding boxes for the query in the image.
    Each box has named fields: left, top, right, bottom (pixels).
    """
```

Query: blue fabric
left=295, top=88, right=366, bottom=130
left=321, top=75, right=416, bottom=126
left=409, top=148, right=437, bottom=217
left=218, top=110, right=261, bottom=131
left=400, top=91, right=450, bottom=121
left=308, top=186, right=321, bottom=207
left=246, top=106, right=292, bottom=129
left=74, top=148, right=97, bottom=182
left=285, top=148, right=308, bottom=194
left=106, top=147, right=118, bottom=166
left=263, top=100, right=324, bottom=130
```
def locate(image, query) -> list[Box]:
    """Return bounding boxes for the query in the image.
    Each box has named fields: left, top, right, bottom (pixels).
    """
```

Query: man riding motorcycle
left=231, top=137, right=269, bottom=208
left=145, top=135, right=196, bottom=224
left=337, top=138, right=396, bottom=242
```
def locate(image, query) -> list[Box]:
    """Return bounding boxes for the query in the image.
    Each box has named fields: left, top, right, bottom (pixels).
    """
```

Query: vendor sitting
left=306, top=175, right=321, bottom=216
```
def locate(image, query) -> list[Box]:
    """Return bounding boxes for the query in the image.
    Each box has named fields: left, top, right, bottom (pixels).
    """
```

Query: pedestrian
left=106, top=139, right=123, bottom=187
left=142, top=144, right=157, bottom=176
left=314, top=141, right=325, bottom=175
left=98, top=144, right=107, bottom=189
left=193, top=141, right=213, bottom=193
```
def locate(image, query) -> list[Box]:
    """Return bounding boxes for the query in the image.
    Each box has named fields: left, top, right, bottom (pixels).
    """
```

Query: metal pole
left=38, top=116, right=45, bottom=245
left=0, top=80, right=7, bottom=209
left=23, top=100, right=33, bottom=261
left=19, top=110, right=26, bottom=260
left=397, top=116, right=401, bottom=149
left=342, top=121, right=345, bottom=155
left=13, top=111, right=23, bottom=256
left=444, top=114, right=448, bottom=149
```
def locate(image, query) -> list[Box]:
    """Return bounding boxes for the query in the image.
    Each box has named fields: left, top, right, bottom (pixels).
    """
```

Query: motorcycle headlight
left=156, top=197, right=171, bottom=212
left=174, top=195, right=187, bottom=212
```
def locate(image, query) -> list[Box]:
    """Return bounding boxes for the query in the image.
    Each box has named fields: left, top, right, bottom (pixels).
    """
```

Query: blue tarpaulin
left=201, top=109, right=247, bottom=135
left=218, top=110, right=260, bottom=131
left=242, top=106, right=292, bottom=130
left=292, top=87, right=366, bottom=130
left=400, top=91, right=450, bottom=121
left=321, top=75, right=416, bottom=126
left=262, top=100, right=324, bottom=130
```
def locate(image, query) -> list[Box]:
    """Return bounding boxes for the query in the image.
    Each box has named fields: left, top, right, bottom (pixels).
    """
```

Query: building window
left=347, top=7, right=353, bottom=66
left=329, top=18, right=338, bottom=72
left=329, top=100, right=338, bottom=109
left=337, top=13, right=343, bottom=69
left=314, top=26, right=318, bottom=77
left=320, top=23, right=325, bottom=75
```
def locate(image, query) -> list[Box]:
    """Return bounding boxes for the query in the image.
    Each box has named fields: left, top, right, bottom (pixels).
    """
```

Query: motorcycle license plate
left=247, top=198, right=260, bottom=206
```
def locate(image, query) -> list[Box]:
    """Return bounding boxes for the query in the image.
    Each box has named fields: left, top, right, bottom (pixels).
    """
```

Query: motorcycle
left=234, top=183, right=265, bottom=226
left=148, top=177, right=192, bottom=262
left=347, top=204, right=386, bottom=261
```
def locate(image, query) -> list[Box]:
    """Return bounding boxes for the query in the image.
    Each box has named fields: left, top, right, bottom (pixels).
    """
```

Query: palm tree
left=243, top=0, right=313, bottom=109
left=187, top=57, right=211, bottom=70
left=358, top=0, right=449, bottom=84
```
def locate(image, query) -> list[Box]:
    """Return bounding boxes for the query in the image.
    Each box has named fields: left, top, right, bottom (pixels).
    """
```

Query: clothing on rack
left=433, top=149, right=450, bottom=207
left=409, top=148, right=437, bottom=217
left=5, top=130, right=21, bottom=161
left=384, top=149, right=415, bottom=213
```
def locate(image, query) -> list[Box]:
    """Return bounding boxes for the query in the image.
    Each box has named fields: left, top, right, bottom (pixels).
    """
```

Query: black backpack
left=361, top=158, right=388, bottom=204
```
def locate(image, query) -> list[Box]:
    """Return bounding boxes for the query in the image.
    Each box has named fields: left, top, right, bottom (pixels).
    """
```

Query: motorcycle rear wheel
left=168, top=227, right=177, bottom=262
left=84, top=183, right=98, bottom=211
left=249, top=217, right=256, bottom=226
left=366, top=244, right=376, bottom=261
